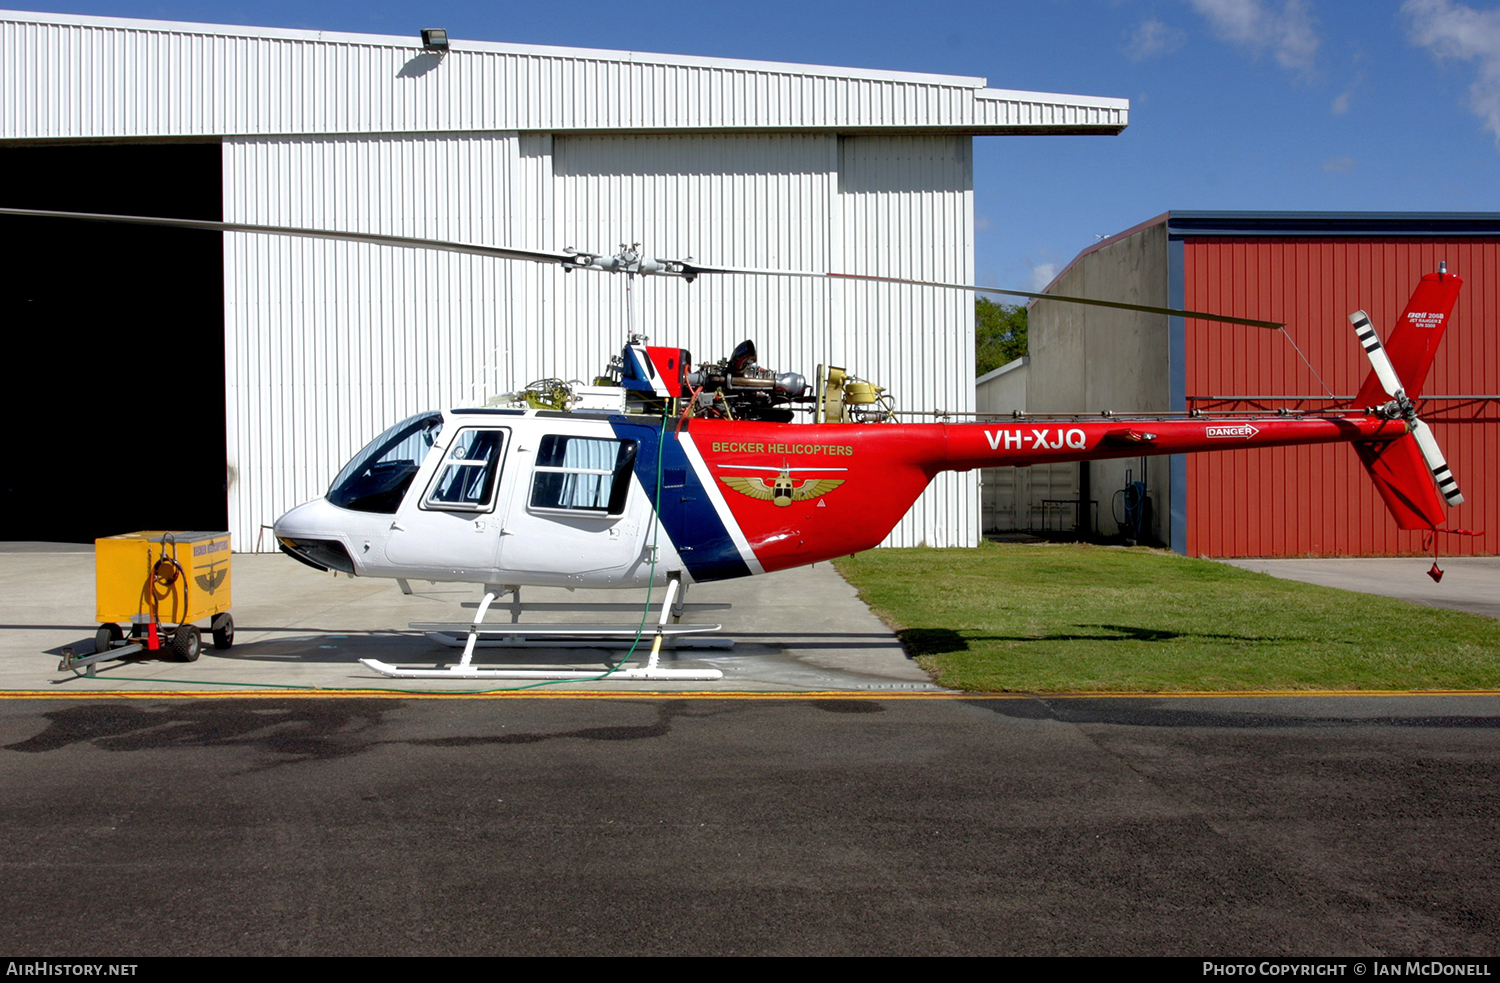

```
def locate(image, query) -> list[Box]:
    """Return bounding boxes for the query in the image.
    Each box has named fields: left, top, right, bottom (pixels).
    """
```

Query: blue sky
left=18, top=0, right=1500, bottom=293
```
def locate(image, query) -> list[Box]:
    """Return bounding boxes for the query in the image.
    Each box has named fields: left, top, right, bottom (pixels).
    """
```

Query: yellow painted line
left=2, top=688, right=1500, bottom=700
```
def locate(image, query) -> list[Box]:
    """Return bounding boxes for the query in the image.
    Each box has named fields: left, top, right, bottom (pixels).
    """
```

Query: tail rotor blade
left=1349, top=310, right=1404, bottom=400
left=1409, top=417, right=1465, bottom=506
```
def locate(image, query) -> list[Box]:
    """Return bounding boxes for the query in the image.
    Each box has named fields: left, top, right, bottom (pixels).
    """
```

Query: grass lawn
left=831, top=543, right=1500, bottom=693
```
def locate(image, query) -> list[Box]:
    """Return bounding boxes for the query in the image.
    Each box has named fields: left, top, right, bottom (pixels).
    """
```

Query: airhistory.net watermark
left=5, top=965, right=137, bottom=977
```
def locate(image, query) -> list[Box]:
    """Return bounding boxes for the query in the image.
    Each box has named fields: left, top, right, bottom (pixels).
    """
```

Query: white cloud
left=1322, top=155, right=1356, bottom=172
left=1029, top=263, right=1059, bottom=292
left=1126, top=18, right=1187, bottom=61
left=1186, top=0, right=1320, bottom=73
left=1404, top=0, right=1500, bottom=146
left=1331, top=90, right=1352, bottom=113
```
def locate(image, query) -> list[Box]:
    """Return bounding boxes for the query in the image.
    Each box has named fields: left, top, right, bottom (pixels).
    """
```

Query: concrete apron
left=0, top=549, right=940, bottom=694
left=1221, top=556, right=1500, bottom=621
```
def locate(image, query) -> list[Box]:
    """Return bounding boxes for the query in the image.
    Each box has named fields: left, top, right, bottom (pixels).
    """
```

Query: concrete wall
left=1026, top=222, right=1171, bottom=543
left=976, top=358, right=1026, bottom=532
left=974, top=356, right=1084, bottom=533
left=976, top=356, right=1028, bottom=415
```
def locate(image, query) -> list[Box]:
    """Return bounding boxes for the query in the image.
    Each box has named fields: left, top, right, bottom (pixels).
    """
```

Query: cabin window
left=327, top=412, right=444, bottom=514
left=529, top=435, right=638, bottom=515
left=423, top=428, right=507, bottom=511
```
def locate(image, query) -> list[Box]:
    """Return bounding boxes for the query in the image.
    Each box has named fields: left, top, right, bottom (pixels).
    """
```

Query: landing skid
left=357, top=661, right=723, bottom=681
left=361, top=575, right=725, bottom=681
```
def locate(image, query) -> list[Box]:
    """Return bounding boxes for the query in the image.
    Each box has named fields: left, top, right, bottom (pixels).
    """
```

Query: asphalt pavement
left=1, top=693, right=1497, bottom=956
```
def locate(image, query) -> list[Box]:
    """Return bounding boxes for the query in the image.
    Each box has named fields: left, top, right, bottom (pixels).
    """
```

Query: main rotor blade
left=0, top=206, right=1284, bottom=327
left=682, top=263, right=1285, bottom=329
left=0, top=207, right=577, bottom=267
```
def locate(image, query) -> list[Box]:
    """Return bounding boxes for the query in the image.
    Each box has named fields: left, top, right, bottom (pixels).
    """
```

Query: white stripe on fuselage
left=677, top=433, right=767, bottom=577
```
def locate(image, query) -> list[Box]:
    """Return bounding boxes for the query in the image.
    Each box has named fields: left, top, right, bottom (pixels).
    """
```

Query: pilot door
left=385, top=427, right=510, bottom=577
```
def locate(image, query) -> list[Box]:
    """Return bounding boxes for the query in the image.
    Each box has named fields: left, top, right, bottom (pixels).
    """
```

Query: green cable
left=81, top=402, right=677, bottom=695
left=513, top=399, right=669, bottom=689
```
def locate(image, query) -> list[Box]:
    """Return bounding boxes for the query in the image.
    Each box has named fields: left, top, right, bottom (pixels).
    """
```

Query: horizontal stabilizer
left=1102, top=428, right=1160, bottom=446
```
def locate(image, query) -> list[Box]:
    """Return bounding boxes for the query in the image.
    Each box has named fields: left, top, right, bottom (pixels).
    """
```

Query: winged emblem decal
left=195, top=562, right=228, bottom=594
left=719, top=468, right=845, bottom=508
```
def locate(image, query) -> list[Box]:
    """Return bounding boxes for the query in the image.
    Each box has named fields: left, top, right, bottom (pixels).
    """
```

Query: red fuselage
left=685, top=414, right=1405, bottom=572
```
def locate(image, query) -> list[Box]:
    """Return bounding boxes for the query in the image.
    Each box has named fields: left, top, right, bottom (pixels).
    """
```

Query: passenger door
left=498, top=431, right=643, bottom=585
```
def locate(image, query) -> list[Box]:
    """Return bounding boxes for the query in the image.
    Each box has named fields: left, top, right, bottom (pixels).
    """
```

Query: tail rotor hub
left=1378, top=392, right=1417, bottom=423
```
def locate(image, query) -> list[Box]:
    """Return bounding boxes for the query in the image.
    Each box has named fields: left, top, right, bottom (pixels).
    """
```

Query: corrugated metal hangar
left=0, top=9, right=1128, bottom=550
left=981, top=211, right=1499, bottom=558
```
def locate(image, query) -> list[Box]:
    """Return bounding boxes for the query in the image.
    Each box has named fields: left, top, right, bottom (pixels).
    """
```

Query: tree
left=976, top=297, right=1027, bottom=375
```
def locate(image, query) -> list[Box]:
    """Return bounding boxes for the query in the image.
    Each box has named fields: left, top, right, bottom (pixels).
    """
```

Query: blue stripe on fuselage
left=611, top=418, right=751, bottom=582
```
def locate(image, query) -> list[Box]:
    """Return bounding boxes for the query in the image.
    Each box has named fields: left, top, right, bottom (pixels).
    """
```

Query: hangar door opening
left=0, top=143, right=227, bottom=543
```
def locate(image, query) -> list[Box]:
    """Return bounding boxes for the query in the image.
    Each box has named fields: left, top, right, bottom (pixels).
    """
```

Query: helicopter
left=0, top=206, right=1470, bottom=681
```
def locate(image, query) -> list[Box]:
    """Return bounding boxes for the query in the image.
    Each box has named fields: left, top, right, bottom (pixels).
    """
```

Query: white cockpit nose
left=272, top=498, right=359, bottom=574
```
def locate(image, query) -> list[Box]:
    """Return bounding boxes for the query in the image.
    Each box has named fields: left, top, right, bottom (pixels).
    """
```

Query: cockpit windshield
left=326, top=412, right=444, bottom=513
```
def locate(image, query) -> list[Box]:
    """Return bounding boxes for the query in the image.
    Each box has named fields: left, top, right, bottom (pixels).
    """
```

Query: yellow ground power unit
left=92, top=530, right=234, bottom=662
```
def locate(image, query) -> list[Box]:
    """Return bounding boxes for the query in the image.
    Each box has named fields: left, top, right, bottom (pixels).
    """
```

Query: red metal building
left=1036, top=212, right=1498, bottom=558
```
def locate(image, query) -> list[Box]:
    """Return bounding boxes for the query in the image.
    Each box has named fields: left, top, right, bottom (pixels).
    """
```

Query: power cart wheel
left=172, top=624, right=201, bottom=662
left=94, top=623, right=123, bottom=654
left=212, top=614, right=235, bottom=651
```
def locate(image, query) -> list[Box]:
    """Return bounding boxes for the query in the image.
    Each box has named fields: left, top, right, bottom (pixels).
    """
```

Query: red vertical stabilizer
left=1352, top=270, right=1462, bottom=407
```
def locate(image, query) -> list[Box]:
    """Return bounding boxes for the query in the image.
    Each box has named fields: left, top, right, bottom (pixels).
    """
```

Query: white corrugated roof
left=0, top=8, right=1129, bottom=139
